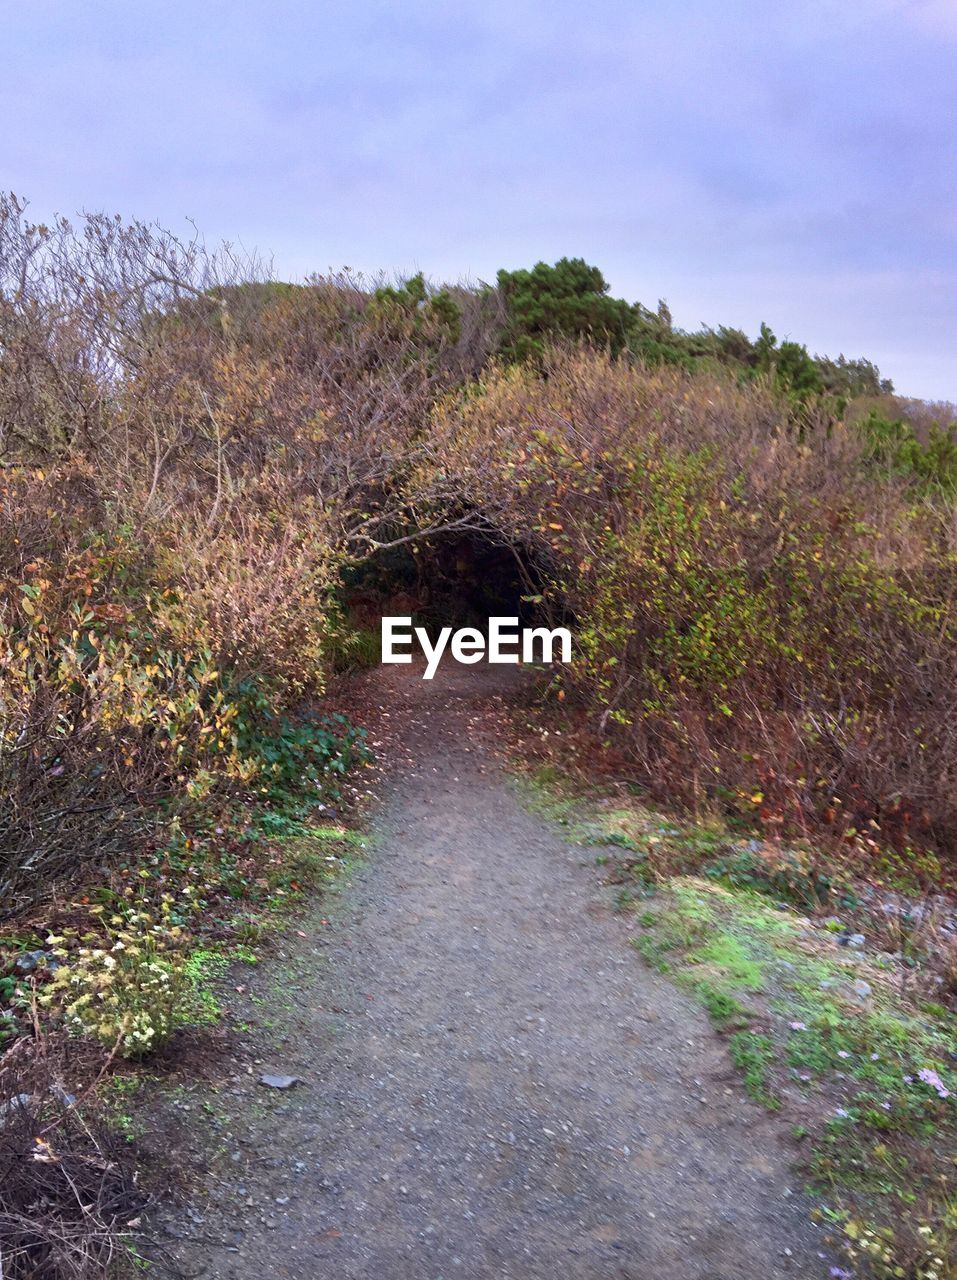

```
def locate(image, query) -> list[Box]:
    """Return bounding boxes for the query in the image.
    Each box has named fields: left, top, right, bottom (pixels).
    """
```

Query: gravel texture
left=157, top=665, right=831, bottom=1278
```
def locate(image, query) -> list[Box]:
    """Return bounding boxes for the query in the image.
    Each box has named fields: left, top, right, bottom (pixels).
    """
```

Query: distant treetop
left=494, top=256, right=893, bottom=401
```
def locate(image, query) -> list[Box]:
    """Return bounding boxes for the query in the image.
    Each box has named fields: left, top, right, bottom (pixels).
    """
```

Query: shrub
left=0, top=468, right=350, bottom=911
left=856, top=408, right=957, bottom=496
left=431, top=348, right=957, bottom=862
left=0, top=529, right=236, bottom=912
left=497, top=258, right=634, bottom=364
left=0, top=193, right=951, bottom=901
left=229, top=686, right=369, bottom=802
left=40, top=896, right=194, bottom=1058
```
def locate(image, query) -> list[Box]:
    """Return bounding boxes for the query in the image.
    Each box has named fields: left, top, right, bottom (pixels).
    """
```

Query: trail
left=159, top=666, right=829, bottom=1279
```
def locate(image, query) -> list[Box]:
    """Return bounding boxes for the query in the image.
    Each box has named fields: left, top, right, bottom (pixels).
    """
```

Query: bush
left=0, top=526, right=235, bottom=913
left=229, top=687, right=369, bottom=802
left=40, top=895, right=194, bottom=1058
left=497, top=258, right=633, bottom=364
left=856, top=408, right=957, bottom=496
left=0, top=471, right=349, bottom=911
left=431, top=348, right=957, bottom=861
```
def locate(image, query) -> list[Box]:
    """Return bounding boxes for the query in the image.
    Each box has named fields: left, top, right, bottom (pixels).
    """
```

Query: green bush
left=856, top=409, right=957, bottom=495
left=229, top=683, right=368, bottom=803
left=497, top=258, right=633, bottom=363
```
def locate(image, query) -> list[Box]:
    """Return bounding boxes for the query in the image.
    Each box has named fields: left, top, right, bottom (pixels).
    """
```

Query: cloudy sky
left=4, top=0, right=955, bottom=400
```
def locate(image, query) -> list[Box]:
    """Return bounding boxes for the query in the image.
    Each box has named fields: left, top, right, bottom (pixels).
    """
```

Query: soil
left=153, top=664, right=832, bottom=1279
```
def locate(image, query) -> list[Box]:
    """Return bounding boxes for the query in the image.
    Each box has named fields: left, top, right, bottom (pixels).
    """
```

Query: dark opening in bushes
left=341, top=527, right=554, bottom=639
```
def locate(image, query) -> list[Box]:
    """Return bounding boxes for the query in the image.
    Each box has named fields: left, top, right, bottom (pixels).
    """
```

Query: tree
left=816, top=353, right=893, bottom=398
left=496, top=258, right=633, bottom=363
left=752, top=323, right=823, bottom=399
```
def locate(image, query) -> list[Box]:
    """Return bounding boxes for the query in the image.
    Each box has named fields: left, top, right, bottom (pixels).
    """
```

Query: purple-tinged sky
left=3, top=0, right=955, bottom=400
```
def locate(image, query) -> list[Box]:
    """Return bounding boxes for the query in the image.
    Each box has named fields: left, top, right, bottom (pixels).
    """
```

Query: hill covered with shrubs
left=2, top=193, right=957, bottom=916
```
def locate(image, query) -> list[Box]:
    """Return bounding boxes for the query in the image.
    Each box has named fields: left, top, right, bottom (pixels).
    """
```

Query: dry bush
left=0, top=490, right=164, bottom=913
left=432, top=348, right=957, bottom=862
left=0, top=1034, right=146, bottom=1280
left=0, top=197, right=498, bottom=911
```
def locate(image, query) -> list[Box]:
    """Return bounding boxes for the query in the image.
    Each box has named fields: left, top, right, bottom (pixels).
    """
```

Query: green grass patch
left=628, top=877, right=957, bottom=1277
left=728, top=1029, right=779, bottom=1108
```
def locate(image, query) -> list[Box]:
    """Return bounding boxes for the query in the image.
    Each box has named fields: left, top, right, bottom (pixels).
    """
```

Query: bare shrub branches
left=0, top=1035, right=147, bottom=1280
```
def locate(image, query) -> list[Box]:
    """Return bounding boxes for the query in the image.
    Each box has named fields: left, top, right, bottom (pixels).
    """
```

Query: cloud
left=1, top=0, right=954, bottom=399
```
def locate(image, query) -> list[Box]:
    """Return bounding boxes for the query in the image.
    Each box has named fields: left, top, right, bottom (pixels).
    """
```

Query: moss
left=182, top=949, right=230, bottom=1025
left=688, top=979, right=749, bottom=1029
left=686, top=928, right=766, bottom=992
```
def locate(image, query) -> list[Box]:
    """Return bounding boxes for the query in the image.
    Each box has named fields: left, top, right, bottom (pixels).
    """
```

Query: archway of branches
left=342, top=523, right=556, bottom=639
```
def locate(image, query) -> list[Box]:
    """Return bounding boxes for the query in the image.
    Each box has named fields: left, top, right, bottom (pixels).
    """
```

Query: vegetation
left=2, top=189, right=956, bottom=974
left=436, top=349, right=957, bottom=870
left=497, top=257, right=892, bottom=400
left=2, top=192, right=957, bottom=1276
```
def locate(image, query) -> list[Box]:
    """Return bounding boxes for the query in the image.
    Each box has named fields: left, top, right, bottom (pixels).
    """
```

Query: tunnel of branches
left=342, top=525, right=555, bottom=638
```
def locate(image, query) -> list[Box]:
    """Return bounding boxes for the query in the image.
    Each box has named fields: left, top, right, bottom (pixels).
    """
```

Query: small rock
left=259, top=1074, right=302, bottom=1090
left=0, top=1093, right=33, bottom=1123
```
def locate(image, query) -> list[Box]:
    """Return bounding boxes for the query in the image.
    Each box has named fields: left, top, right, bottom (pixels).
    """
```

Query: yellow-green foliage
left=0, top=485, right=339, bottom=911
left=40, top=895, right=194, bottom=1058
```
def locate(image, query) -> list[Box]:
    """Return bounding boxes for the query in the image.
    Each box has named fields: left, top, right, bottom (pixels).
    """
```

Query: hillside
left=2, top=199, right=957, bottom=1279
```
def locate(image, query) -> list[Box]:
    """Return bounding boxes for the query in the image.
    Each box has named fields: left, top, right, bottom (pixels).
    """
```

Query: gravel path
left=159, top=666, right=830, bottom=1278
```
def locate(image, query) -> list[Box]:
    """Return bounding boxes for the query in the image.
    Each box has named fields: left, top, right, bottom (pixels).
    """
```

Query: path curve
left=161, top=666, right=829, bottom=1279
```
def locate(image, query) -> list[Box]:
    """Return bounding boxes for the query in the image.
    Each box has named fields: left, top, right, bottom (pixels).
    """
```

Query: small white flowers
left=40, top=902, right=192, bottom=1058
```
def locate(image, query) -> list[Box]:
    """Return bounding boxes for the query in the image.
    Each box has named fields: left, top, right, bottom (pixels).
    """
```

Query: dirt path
left=158, top=667, right=830, bottom=1278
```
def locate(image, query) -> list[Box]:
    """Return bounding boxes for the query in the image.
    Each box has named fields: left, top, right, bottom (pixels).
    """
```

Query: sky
left=3, top=0, right=955, bottom=401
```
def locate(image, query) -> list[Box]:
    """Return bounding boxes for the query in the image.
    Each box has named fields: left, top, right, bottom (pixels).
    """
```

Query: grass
left=637, top=881, right=957, bottom=1274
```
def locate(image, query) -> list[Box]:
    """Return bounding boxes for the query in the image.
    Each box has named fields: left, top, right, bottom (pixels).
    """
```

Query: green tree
left=497, top=258, right=633, bottom=363
left=370, top=272, right=462, bottom=344
left=752, top=323, right=823, bottom=399
left=816, top=353, right=892, bottom=398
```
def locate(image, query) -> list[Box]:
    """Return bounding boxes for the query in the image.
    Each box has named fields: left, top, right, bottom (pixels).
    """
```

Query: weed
left=729, top=1030, right=779, bottom=1108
